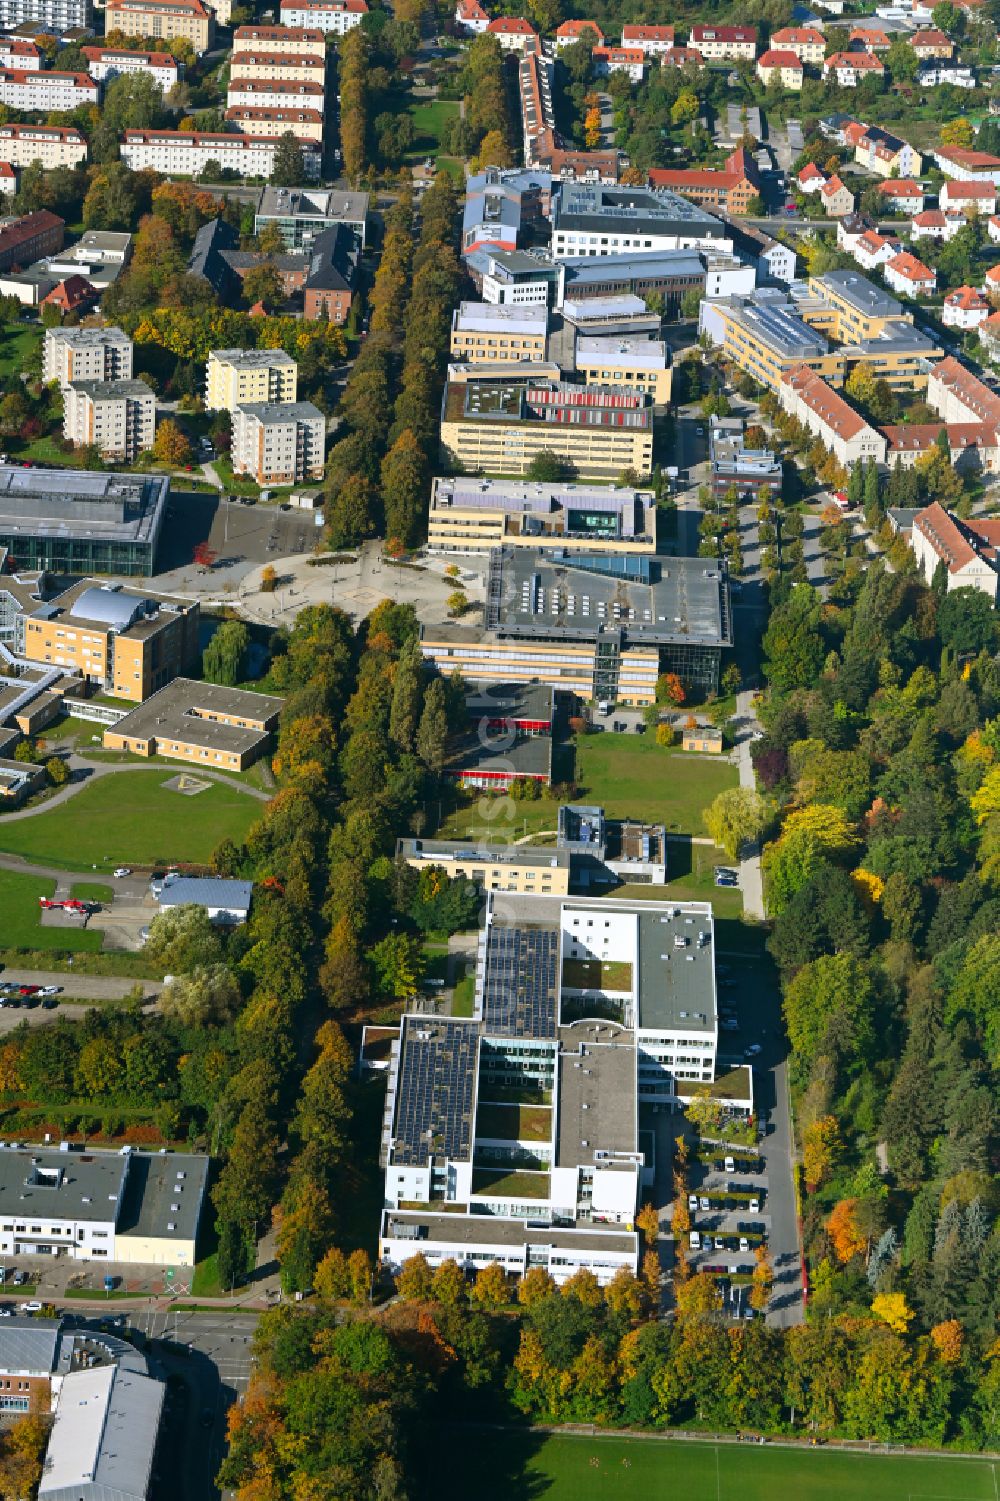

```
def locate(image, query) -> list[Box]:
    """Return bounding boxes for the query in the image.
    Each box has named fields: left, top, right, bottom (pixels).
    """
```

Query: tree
left=750, top=1243, right=773, bottom=1311
left=396, top=1252, right=432, bottom=1300
left=240, top=262, right=284, bottom=311
left=202, top=619, right=249, bottom=686
left=431, top=1258, right=466, bottom=1307
left=783, top=953, right=875, bottom=1073
left=45, top=756, right=69, bottom=786
left=314, top=1245, right=350, bottom=1300
left=930, top=1319, right=963, bottom=1364
left=257, top=221, right=285, bottom=255
left=518, top=1266, right=556, bottom=1307
left=940, top=118, right=974, bottom=148
left=526, top=451, right=574, bottom=483
left=370, top=932, right=425, bottom=1000
left=416, top=677, right=449, bottom=771
left=470, top=1262, right=508, bottom=1309
left=474, top=128, right=513, bottom=170
left=217, top=1217, right=253, bottom=1289
left=271, top=132, right=305, bottom=187
left=871, top=1292, right=914, bottom=1332
left=703, top=786, right=769, bottom=860
left=143, top=903, right=222, bottom=973
left=937, top=587, right=997, bottom=656
left=152, top=418, right=192, bottom=467
left=827, top=1198, right=866, bottom=1264
left=762, top=584, right=825, bottom=691
left=381, top=427, right=428, bottom=549
left=260, top=564, right=277, bottom=594
left=160, top=965, right=241, bottom=1026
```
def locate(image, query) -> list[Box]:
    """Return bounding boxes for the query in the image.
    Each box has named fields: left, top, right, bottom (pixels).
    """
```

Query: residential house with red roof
left=939, top=179, right=997, bottom=215
left=620, top=24, right=674, bottom=55
left=769, top=26, right=824, bottom=64
left=942, top=285, right=990, bottom=329
left=884, top=250, right=936, bottom=297
left=820, top=174, right=854, bottom=216
left=757, top=49, right=803, bottom=89
left=779, top=364, right=887, bottom=467
left=824, top=51, right=884, bottom=85
left=649, top=147, right=758, bottom=215
left=910, top=499, right=1000, bottom=598
left=910, top=27, right=954, bottom=58
left=486, top=16, right=538, bottom=51
left=689, top=24, right=756, bottom=60
left=554, top=18, right=603, bottom=48
left=878, top=180, right=924, bottom=215
left=454, top=0, right=489, bottom=34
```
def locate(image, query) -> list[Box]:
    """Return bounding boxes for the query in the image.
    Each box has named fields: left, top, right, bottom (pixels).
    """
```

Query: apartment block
left=21, top=581, right=199, bottom=701
left=620, top=23, right=675, bottom=54
left=225, top=107, right=323, bottom=140
left=0, top=38, right=40, bottom=67
left=0, top=0, right=91, bottom=30
left=228, top=49, right=326, bottom=83
left=440, top=378, right=653, bottom=481
left=909, top=500, right=1000, bottom=600
left=0, top=124, right=87, bottom=169
left=648, top=146, right=759, bottom=216
left=104, top=0, right=213, bottom=51
left=81, top=47, right=181, bottom=90
left=779, top=365, right=887, bottom=468
left=0, top=67, right=97, bottom=110
left=278, top=0, right=367, bottom=33
left=769, top=25, right=825, bottom=62
left=231, top=400, right=325, bottom=485
left=574, top=337, right=672, bottom=404
left=63, top=379, right=155, bottom=463
left=689, top=24, right=756, bottom=59
left=426, top=476, right=656, bottom=555
left=225, top=78, right=325, bottom=112
left=927, top=355, right=1000, bottom=426
left=397, top=836, right=573, bottom=897
left=104, top=677, right=283, bottom=769
left=43, top=326, right=133, bottom=388
left=757, top=49, right=803, bottom=89
left=120, top=129, right=321, bottom=180
left=233, top=22, right=327, bottom=56
left=486, top=15, right=538, bottom=51
left=206, top=347, right=297, bottom=411
left=449, top=301, right=548, bottom=364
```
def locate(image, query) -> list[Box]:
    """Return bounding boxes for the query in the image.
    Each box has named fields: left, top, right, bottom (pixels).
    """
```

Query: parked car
left=19, top=1302, right=42, bottom=1314
left=113, top=867, right=131, bottom=878
left=749, top=1197, right=761, bottom=1213
left=699, top=1196, right=710, bottom=1211
left=37, top=986, right=60, bottom=997
left=744, top=1044, right=762, bottom=1059
left=740, top=1237, right=750, bottom=1252
left=41, top=999, right=58, bottom=1010
left=721, top=1018, right=739, bottom=1032
left=725, top=1156, right=735, bottom=1173
left=688, top=1193, right=698, bottom=1212
left=689, top=1231, right=701, bottom=1250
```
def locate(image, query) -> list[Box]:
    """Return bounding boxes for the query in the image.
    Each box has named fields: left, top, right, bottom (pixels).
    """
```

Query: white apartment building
left=226, top=78, right=325, bottom=112
left=0, top=124, right=87, bottom=168
left=0, top=0, right=91, bottom=32
left=206, top=347, right=298, bottom=411
left=81, top=47, right=181, bottom=91
left=575, top=337, right=672, bottom=403
left=225, top=107, right=323, bottom=140
left=0, top=38, right=40, bottom=68
left=379, top=894, right=746, bottom=1290
left=231, top=400, right=325, bottom=485
left=0, top=69, right=98, bottom=111
left=43, top=326, right=133, bottom=389
left=228, top=50, right=326, bottom=83
left=689, top=24, right=757, bottom=60
left=233, top=22, right=327, bottom=57
left=120, top=129, right=320, bottom=180
left=63, top=380, right=155, bottom=463
left=278, top=0, right=366, bottom=34
left=910, top=501, right=1000, bottom=600
left=620, top=24, right=676, bottom=55
left=780, top=365, right=888, bottom=468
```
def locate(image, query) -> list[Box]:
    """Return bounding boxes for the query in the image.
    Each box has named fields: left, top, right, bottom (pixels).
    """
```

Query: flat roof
left=0, top=467, right=168, bottom=550
left=723, top=298, right=829, bottom=360
left=576, top=337, right=668, bottom=370
left=397, top=837, right=571, bottom=874
left=561, top=248, right=704, bottom=282
left=432, top=476, right=651, bottom=521
left=556, top=1036, right=636, bottom=1168
left=0, top=1317, right=61, bottom=1376
left=256, top=185, right=369, bottom=219
left=814, top=267, right=903, bottom=319
left=553, top=184, right=726, bottom=236
left=637, top=904, right=716, bottom=1033
left=115, top=1150, right=208, bottom=1244
left=466, top=680, right=554, bottom=723
left=449, top=730, right=552, bottom=781
left=209, top=346, right=296, bottom=368
left=0, top=1145, right=127, bottom=1221
left=385, top=1210, right=636, bottom=1256
left=480, top=920, right=560, bottom=1039
left=390, top=1018, right=479, bottom=1168
left=453, top=301, right=548, bottom=336
left=108, top=677, right=283, bottom=755
left=487, top=547, right=732, bottom=648
left=40, top=1363, right=164, bottom=1501
left=34, top=580, right=193, bottom=640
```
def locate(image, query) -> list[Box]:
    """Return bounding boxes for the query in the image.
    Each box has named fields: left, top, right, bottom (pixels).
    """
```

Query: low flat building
left=550, top=183, right=732, bottom=259
left=473, top=248, right=561, bottom=307
left=422, top=547, right=733, bottom=703
left=447, top=682, right=554, bottom=790
left=43, top=325, right=132, bottom=388
left=450, top=301, right=548, bottom=364
left=397, top=836, right=572, bottom=896
left=254, top=185, right=369, bottom=249
left=231, top=400, right=325, bottom=485
left=909, top=500, right=1000, bottom=599
left=562, top=295, right=660, bottom=337
left=206, top=347, right=297, bottom=411
left=104, top=677, right=283, bottom=770
left=104, top=0, right=213, bottom=50
left=557, top=802, right=667, bottom=885
left=427, top=476, right=656, bottom=556
left=40, top=1362, right=164, bottom=1501
left=560, top=248, right=707, bottom=310
left=21, top=581, right=198, bottom=701
left=0, top=1142, right=208, bottom=1267
left=439, top=377, right=653, bottom=481
left=63, top=379, right=155, bottom=463
left=0, top=756, right=44, bottom=806
left=574, top=337, right=671, bottom=404
left=0, top=467, right=168, bottom=576
left=155, top=875, right=252, bottom=924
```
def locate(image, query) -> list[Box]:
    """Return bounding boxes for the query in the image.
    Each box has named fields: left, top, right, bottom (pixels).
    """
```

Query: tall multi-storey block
left=278, top=0, right=366, bottom=33
left=0, top=0, right=91, bottom=33
left=43, top=326, right=133, bottom=388
left=231, top=401, right=325, bottom=485
left=63, top=380, right=155, bottom=463
left=206, top=348, right=297, bottom=411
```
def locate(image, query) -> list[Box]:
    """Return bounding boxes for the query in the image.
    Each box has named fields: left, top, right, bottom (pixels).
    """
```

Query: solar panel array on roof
left=392, top=1019, right=478, bottom=1167
left=481, top=924, right=559, bottom=1039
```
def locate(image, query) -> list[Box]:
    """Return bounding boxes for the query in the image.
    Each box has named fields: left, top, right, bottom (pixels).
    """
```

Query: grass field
left=0, top=322, right=41, bottom=380
left=575, top=736, right=737, bottom=834
left=439, top=1430, right=998, bottom=1501
left=562, top=958, right=633, bottom=992
left=0, top=771, right=261, bottom=869
left=0, top=871, right=105, bottom=952
left=406, top=98, right=463, bottom=181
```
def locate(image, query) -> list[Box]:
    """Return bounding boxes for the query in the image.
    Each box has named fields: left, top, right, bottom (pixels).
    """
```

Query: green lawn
left=435, top=798, right=559, bottom=844
left=452, top=969, right=475, bottom=1017
left=407, top=98, right=461, bottom=178
left=0, top=771, right=261, bottom=869
left=471, top=1169, right=550, bottom=1199
left=440, top=1430, right=998, bottom=1501
left=575, top=736, right=737, bottom=834
left=0, top=322, right=42, bottom=380
left=0, top=871, right=105, bottom=952
left=610, top=838, right=744, bottom=920
left=476, top=1102, right=552, bottom=1143
left=562, top=958, right=633, bottom=992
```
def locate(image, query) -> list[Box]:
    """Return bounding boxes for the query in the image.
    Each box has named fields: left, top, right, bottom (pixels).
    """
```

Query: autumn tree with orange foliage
left=930, top=1320, right=964, bottom=1365
left=827, top=1198, right=867, bottom=1264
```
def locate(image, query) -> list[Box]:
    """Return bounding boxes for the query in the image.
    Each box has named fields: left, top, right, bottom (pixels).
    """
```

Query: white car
left=689, top=1231, right=701, bottom=1250
left=688, top=1193, right=698, bottom=1211
left=19, top=1301, right=42, bottom=1314
left=699, top=1196, right=710, bottom=1211
left=113, top=867, right=131, bottom=878
left=725, top=1156, right=736, bottom=1173
left=749, top=1197, right=760, bottom=1213
left=37, top=986, right=60, bottom=997
left=740, top=1237, right=750, bottom=1252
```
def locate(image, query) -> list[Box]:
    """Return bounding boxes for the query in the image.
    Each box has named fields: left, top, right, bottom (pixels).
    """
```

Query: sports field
left=439, top=1429, right=998, bottom=1501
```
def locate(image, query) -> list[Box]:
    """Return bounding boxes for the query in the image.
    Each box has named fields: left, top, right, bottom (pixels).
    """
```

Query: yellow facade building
left=104, top=678, right=284, bottom=770
left=206, top=347, right=298, bottom=412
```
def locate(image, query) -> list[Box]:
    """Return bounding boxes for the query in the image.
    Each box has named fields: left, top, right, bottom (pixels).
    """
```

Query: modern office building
left=20, top=581, right=198, bottom=701
left=63, top=379, right=155, bottom=463
left=104, top=677, right=284, bottom=769
left=439, top=378, right=654, bottom=481
left=422, top=546, right=732, bottom=703
left=445, top=682, right=554, bottom=790
left=379, top=892, right=746, bottom=1287
left=700, top=292, right=844, bottom=392
left=0, top=1142, right=208, bottom=1266
left=254, top=186, right=369, bottom=250
left=43, top=326, right=133, bottom=388
left=397, top=836, right=574, bottom=897
left=104, top=0, right=213, bottom=49
left=449, top=301, right=548, bottom=364
left=0, top=468, right=168, bottom=576
left=709, top=423, right=783, bottom=501
left=231, top=400, right=325, bottom=485
left=550, top=183, right=732, bottom=259
left=206, top=347, right=297, bottom=411
left=426, top=476, right=656, bottom=556
left=574, top=337, right=672, bottom=403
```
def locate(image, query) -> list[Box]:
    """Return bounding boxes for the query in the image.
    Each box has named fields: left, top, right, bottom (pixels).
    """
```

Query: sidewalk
left=734, top=689, right=765, bottom=920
